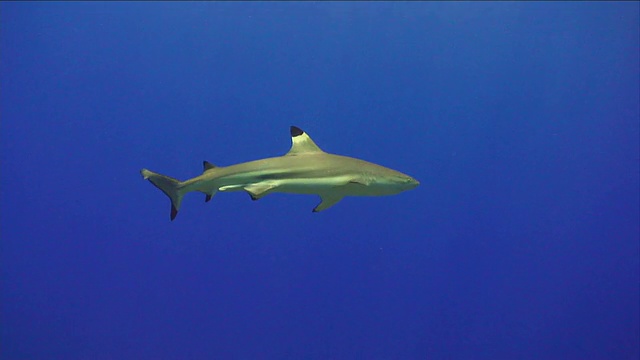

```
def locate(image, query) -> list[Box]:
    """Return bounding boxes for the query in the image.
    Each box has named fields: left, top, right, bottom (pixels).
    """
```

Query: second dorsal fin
left=203, top=161, right=216, bottom=172
left=286, top=126, right=324, bottom=156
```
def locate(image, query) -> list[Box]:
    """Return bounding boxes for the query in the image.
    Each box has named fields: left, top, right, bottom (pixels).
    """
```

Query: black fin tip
left=203, top=161, right=216, bottom=171
left=170, top=205, right=178, bottom=221
left=290, top=126, right=304, bottom=137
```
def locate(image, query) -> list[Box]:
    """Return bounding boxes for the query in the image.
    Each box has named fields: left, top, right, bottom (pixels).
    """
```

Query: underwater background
left=1, top=2, right=638, bottom=359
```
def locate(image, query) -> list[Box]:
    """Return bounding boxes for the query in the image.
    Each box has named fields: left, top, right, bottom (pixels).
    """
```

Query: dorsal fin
left=286, top=126, right=324, bottom=155
left=203, top=161, right=216, bottom=172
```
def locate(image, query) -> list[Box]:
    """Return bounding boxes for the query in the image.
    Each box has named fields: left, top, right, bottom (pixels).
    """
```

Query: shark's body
left=141, top=126, right=419, bottom=220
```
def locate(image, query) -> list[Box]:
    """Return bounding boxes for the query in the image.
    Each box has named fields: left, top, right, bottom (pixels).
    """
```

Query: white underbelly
left=218, top=176, right=359, bottom=196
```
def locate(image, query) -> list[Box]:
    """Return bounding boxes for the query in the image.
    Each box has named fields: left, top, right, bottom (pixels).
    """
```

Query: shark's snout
left=406, top=177, right=420, bottom=189
left=394, top=175, right=419, bottom=191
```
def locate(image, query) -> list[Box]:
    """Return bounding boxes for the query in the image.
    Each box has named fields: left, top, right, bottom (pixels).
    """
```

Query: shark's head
left=389, top=172, right=420, bottom=192
left=367, top=169, right=420, bottom=195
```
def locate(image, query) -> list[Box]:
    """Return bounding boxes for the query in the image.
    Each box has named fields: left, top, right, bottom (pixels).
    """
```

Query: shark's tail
left=140, top=169, right=184, bottom=221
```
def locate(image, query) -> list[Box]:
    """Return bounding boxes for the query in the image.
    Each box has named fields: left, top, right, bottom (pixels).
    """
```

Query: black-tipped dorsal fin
left=286, top=126, right=324, bottom=155
left=203, top=161, right=216, bottom=172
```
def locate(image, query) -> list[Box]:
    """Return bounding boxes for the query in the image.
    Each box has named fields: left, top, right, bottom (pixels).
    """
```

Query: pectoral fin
left=313, top=193, right=344, bottom=212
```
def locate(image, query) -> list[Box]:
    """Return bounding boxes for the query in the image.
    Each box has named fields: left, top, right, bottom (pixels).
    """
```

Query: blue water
left=2, top=2, right=638, bottom=359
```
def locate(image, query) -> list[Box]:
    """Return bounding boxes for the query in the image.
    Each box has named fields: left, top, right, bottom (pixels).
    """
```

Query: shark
left=141, top=126, right=419, bottom=220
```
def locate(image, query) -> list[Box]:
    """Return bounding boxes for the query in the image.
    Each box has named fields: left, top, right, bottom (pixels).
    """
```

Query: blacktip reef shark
left=141, top=126, right=419, bottom=220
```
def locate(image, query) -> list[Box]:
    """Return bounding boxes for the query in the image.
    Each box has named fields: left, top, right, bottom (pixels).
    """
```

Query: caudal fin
left=140, top=169, right=184, bottom=221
